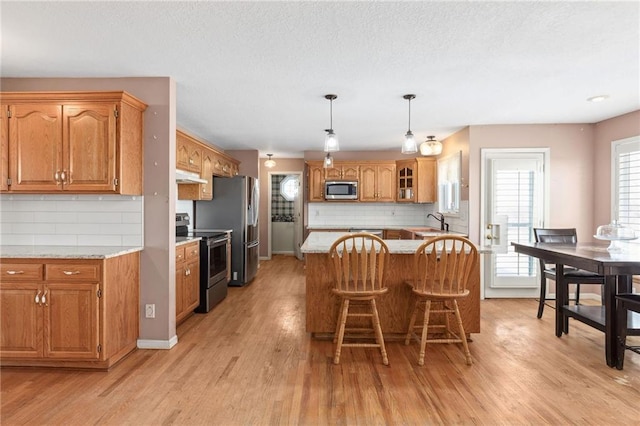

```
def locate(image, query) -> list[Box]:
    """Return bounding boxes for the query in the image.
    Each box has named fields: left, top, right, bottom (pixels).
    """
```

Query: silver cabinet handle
left=62, top=270, right=81, bottom=275
left=60, top=170, right=67, bottom=183
left=6, top=270, right=25, bottom=275
left=41, top=290, right=48, bottom=306
left=55, top=171, right=61, bottom=184
left=35, top=291, right=41, bottom=304
left=185, top=268, right=190, bottom=276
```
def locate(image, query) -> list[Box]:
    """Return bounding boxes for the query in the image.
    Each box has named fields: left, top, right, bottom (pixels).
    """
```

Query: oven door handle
left=210, top=237, right=230, bottom=245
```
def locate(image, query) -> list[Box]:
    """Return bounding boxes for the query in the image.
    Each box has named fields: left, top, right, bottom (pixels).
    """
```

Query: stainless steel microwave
left=325, top=180, right=358, bottom=200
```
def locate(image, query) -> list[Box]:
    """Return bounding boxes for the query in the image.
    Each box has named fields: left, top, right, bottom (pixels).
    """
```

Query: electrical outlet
left=145, top=304, right=155, bottom=318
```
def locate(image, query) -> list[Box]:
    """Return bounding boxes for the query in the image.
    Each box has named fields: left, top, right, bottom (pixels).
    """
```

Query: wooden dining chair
left=404, top=235, right=478, bottom=366
left=616, top=293, right=640, bottom=369
left=329, top=233, right=390, bottom=365
left=533, top=228, right=605, bottom=319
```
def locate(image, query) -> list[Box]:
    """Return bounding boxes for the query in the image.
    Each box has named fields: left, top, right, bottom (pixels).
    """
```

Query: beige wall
left=227, top=149, right=259, bottom=179
left=467, top=123, right=596, bottom=244
left=592, top=110, right=640, bottom=229
left=258, top=158, right=305, bottom=257
left=1, top=77, right=178, bottom=345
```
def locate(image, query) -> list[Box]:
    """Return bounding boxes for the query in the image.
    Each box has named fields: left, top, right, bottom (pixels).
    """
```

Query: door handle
left=35, top=290, right=41, bottom=305
left=41, top=290, right=48, bottom=306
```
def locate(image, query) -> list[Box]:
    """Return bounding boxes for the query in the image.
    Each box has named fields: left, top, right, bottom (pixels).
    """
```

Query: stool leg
left=370, top=298, right=388, bottom=365
left=453, top=299, right=472, bottom=365
left=405, top=298, right=420, bottom=345
left=334, top=298, right=350, bottom=364
left=575, top=284, right=581, bottom=305
left=333, top=298, right=345, bottom=344
left=418, top=300, right=431, bottom=366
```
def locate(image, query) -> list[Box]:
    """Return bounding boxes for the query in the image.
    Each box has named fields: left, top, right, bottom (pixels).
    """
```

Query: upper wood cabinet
left=324, top=163, right=359, bottom=180
left=306, top=161, right=326, bottom=202
left=1, top=92, right=146, bottom=195
left=0, top=104, right=7, bottom=192
left=360, top=162, right=396, bottom=202
left=176, top=129, right=240, bottom=200
left=396, top=157, right=437, bottom=203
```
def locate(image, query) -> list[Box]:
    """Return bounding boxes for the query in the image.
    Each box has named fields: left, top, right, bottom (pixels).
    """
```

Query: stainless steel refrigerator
left=194, top=175, right=259, bottom=286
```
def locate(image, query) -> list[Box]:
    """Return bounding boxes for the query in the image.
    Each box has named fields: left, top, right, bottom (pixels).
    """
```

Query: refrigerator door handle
left=246, top=240, right=259, bottom=249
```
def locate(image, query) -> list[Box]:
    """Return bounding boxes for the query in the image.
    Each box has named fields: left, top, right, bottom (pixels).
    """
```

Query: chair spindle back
left=329, top=233, right=389, bottom=293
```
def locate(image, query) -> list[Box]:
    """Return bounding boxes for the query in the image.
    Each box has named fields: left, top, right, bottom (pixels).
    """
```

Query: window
left=279, top=175, right=299, bottom=201
left=612, top=136, right=640, bottom=242
left=437, top=151, right=461, bottom=214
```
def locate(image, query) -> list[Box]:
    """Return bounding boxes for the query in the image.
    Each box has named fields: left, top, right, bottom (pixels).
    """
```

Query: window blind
left=614, top=138, right=640, bottom=237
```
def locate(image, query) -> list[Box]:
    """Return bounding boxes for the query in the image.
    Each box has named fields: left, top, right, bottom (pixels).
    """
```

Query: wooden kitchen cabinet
left=1, top=91, right=146, bottom=195
left=360, top=162, right=396, bottom=202
left=175, top=241, right=200, bottom=324
left=1, top=104, right=8, bottom=192
left=176, top=131, right=202, bottom=174
left=395, top=158, right=437, bottom=203
left=0, top=252, right=140, bottom=369
left=177, top=129, right=240, bottom=200
left=306, top=161, right=326, bottom=202
left=325, top=163, right=359, bottom=180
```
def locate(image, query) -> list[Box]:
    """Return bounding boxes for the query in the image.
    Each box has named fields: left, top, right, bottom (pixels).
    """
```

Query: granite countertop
left=176, top=236, right=202, bottom=246
left=301, top=231, right=490, bottom=254
left=0, top=245, right=144, bottom=259
left=301, top=232, right=426, bottom=254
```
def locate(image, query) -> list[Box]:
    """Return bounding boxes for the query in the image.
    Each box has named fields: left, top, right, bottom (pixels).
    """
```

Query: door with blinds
left=481, top=149, right=548, bottom=298
left=613, top=136, right=640, bottom=240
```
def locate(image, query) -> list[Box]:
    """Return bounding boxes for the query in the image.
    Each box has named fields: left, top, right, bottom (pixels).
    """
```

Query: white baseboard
left=272, top=251, right=294, bottom=255
left=137, top=335, right=178, bottom=350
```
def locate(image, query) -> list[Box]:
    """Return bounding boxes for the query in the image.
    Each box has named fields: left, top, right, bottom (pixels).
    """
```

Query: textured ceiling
left=2, top=1, right=639, bottom=157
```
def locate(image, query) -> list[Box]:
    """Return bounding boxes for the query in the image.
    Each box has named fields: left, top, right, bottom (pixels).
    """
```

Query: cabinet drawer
left=176, top=246, right=186, bottom=264
left=0, top=263, right=44, bottom=281
left=45, top=264, right=100, bottom=281
left=185, top=243, right=199, bottom=260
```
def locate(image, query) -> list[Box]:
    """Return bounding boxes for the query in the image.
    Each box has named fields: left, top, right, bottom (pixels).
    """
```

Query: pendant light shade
left=264, top=154, right=276, bottom=168
left=323, top=153, right=334, bottom=168
left=323, top=94, right=339, bottom=152
left=419, top=136, right=443, bottom=156
left=401, top=94, right=418, bottom=154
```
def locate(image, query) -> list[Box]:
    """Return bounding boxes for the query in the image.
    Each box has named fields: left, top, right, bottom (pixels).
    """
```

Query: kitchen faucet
left=427, top=212, right=449, bottom=231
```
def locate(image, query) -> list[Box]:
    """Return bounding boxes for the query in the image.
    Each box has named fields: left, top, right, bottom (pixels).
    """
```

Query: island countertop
left=0, top=245, right=144, bottom=259
left=301, top=232, right=426, bottom=254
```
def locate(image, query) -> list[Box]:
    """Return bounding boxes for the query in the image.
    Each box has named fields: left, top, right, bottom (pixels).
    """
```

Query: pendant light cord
left=330, top=98, right=333, bottom=130
left=407, top=97, right=411, bottom=132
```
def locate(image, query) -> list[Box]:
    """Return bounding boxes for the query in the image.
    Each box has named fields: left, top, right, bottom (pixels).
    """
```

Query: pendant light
left=323, top=153, right=334, bottom=168
left=401, top=94, right=418, bottom=154
left=324, top=94, right=339, bottom=152
left=264, top=154, right=276, bottom=168
left=419, top=136, right=443, bottom=156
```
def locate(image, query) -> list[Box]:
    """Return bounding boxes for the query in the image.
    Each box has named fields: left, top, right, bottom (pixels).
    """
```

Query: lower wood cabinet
left=176, top=241, right=200, bottom=324
left=0, top=252, right=140, bottom=369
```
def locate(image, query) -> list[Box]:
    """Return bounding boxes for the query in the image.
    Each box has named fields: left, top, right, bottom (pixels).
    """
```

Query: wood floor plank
left=1, top=255, right=639, bottom=425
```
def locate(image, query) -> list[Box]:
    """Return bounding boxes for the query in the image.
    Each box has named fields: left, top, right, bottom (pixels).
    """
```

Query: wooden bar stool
left=404, top=235, right=478, bottom=366
left=329, top=233, right=390, bottom=365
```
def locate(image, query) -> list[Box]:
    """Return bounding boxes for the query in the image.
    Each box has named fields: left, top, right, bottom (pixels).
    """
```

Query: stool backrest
left=412, top=235, right=478, bottom=295
left=329, top=233, right=389, bottom=293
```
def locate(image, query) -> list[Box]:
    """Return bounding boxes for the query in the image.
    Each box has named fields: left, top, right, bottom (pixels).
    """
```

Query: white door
left=481, top=149, right=549, bottom=298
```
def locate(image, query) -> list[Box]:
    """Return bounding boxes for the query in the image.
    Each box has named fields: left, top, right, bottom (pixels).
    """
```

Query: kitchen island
left=300, top=232, right=480, bottom=338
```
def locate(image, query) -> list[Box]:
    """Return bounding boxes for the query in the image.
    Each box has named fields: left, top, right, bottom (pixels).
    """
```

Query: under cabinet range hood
left=176, top=169, right=208, bottom=184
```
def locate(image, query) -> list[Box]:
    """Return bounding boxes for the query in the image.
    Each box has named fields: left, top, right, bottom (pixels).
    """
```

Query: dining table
left=512, top=240, right=640, bottom=369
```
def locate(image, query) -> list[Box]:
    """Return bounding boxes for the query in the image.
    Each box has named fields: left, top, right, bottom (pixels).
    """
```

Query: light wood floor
left=2, top=255, right=639, bottom=425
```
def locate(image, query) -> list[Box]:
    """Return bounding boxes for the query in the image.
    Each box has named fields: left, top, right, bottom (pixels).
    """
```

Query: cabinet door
left=0, top=282, right=43, bottom=358
left=307, top=165, right=325, bottom=201
left=324, top=167, right=341, bottom=180
left=1, top=104, right=8, bottom=191
left=176, top=135, right=191, bottom=171
left=359, top=165, right=377, bottom=201
left=376, top=164, right=396, bottom=202
left=188, top=144, right=202, bottom=174
left=8, top=104, right=63, bottom=191
left=342, top=164, right=359, bottom=180
left=396, top=160, right=416, bottom=202
left=184, top=258, right=200, bottom=314
left=63, top=104, right=117, bottom=192
left=43, top=283, right=100, bottom=359
left=200, top=151, right=214, bottom=200
left=175, top=263, right=186, bottom=322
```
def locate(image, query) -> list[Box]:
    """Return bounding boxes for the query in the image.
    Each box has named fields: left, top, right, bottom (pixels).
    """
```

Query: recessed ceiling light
left=587, top=95, right=609, bottom=103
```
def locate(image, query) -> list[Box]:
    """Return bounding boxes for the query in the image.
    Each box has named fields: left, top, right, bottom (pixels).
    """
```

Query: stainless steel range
left=176, top=213, right=231, bottom=313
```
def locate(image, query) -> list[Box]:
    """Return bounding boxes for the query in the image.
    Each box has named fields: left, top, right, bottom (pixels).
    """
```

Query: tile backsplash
left=0, top=194, right=144, bottom=246
left=307, top=201, right=469, bottom=234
